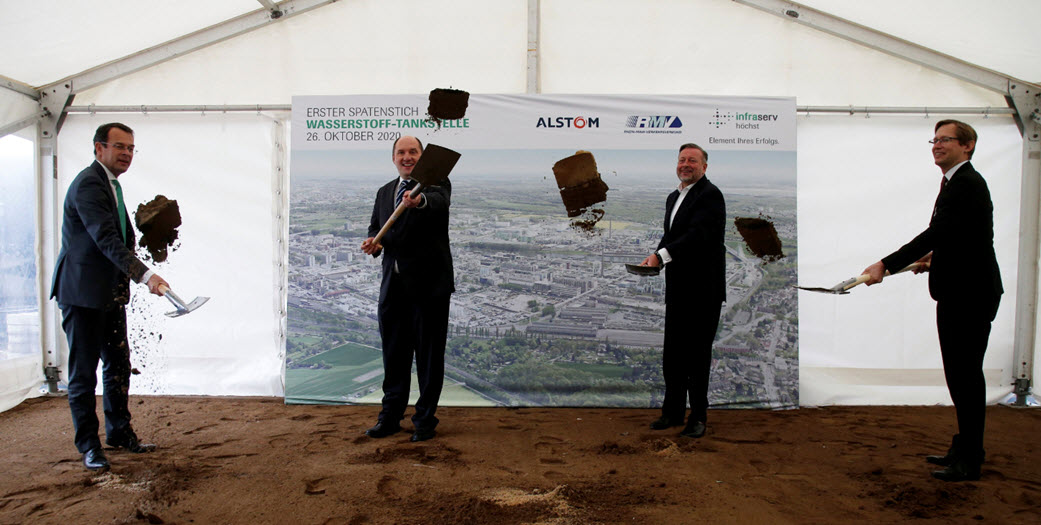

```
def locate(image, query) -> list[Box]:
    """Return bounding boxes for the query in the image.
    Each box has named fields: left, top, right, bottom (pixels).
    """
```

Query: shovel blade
left=409, top=144, right=460, bottom=187
left=164, top=296, right=210, bottom=318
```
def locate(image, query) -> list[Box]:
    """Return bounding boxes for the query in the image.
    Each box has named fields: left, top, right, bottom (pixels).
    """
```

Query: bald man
left=361, top=136, right=455, bottom=442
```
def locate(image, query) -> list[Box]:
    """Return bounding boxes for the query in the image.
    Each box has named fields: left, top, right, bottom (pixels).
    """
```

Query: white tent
left=1, top=0, right=1038, bottom=411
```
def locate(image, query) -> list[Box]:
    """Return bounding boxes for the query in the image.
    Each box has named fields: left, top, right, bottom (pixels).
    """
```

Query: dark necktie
left=394, top=179, right=408, bottom=208
left=932, top=177, right=947, bottom=218
left=112, top=179, right=127, bottom=242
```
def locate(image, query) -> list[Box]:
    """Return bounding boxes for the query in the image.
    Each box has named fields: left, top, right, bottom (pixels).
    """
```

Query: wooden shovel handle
left=844, top=262, right=926, bottom=291
left=371, top=182, right=425, bottom=246
left=158, top=283, right=170, bottom=295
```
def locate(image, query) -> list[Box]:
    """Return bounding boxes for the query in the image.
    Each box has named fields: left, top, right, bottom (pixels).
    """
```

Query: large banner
left=287, top=94, right=797, bottom=408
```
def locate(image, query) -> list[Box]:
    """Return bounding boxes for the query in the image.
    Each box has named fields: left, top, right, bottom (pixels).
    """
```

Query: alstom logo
left=535, top=116, right=600, bottom=129
left=625, top=116, right=683, bottom=128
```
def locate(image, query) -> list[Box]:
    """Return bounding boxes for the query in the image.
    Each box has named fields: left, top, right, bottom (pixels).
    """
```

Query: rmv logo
left=625, top=116, right=683, bottom=128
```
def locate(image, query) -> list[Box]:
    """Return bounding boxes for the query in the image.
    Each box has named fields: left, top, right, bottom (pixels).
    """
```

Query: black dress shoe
left=926, top=453, right=954, bottom=466
left=83, top=447, right=110, bottom=471
left=364, top=421, right=401, bottom=438
left=680, top=421, right=706, bottom=438
left=106, top=433, right=157, bottom=453
left=650, top=417, right=683, bottom=430
left=931, top=459, right=981, bottom=482
left=410, top=428, right=436, bottom=442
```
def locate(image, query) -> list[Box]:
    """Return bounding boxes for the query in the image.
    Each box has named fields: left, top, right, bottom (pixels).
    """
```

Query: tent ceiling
left=798, top=0, right=1040, bottom=84
left=0, top=0, right=261, bottom=88
left=0, top=0, right=1036, bottom=94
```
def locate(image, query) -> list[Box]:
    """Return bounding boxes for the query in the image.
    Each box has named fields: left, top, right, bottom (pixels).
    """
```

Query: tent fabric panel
left=539, top=0, right=1007, bottom=106
left=72, top=0, right=529, bottom=106
left=797, top=114, right=1022, bottom=406
left=0, top=90, right=41, bottom=133
left=56, top=113, right=283, bottom=396
left=0, top=0, right=259, bottom=88
left=799, top=0, right=1041, bottom=83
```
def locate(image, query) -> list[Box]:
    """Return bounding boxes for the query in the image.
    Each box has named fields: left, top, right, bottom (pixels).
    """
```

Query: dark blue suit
left=656, top=176, right=726, bottom=424
left=51, top=160, right=148, bottom=453
left=367, top=177, right=454, bottom=431
left=881, top=162, right=1002, bottom=464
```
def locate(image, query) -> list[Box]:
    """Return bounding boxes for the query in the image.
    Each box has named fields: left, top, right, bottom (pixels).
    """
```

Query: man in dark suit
left=641, top=143, right=726, bottom=439
left=51, top=122, right=168, bottom=471
left=863, top=120, right=1002, bottom=482
left=360, top=135, right=454, bottom=442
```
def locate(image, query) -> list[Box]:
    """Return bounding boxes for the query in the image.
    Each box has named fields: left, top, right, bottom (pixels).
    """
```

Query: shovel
left=796, top=262, right=925, bottom=295
left=370, top=143, right=461, bottom=248
left=158, top=284, right=210, bottom=318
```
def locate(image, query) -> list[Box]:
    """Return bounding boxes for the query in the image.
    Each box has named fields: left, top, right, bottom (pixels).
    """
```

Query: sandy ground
left=1, top=396, right=1040, bottom=524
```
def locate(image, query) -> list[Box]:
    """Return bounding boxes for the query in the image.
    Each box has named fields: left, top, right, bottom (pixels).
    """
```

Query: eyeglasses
left=928, top=137, right=959, bottom=145
left=100, top=142, right=137, bottom=154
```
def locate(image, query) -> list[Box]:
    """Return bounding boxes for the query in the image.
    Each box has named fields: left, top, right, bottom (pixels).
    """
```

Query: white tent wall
left=0, top=125, right=43, bottom=413
left=53, top=114, right=285, bottom=396
left=797, top=114, right=1024, bottom=405
left=1, top=0, right=1037, bottom=406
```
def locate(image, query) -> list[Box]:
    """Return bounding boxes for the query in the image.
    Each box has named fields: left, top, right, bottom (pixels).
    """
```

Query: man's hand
left=640, top=253, right=661, bottom=268
left=146, top=274, right=169, bottom=296
left=913, top=252, right=932, bottom=274
left=861, top=261, right=886, bottom=286
left=402, top=189, right=423, bottom=208
left=361, top=237, right=381, bottom=255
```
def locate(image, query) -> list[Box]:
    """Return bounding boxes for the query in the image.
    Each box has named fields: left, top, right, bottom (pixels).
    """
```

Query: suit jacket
left=367, top=177, right=455, bottom=305
left=50, top=161, right=147, bottom=309
left=657, top=176, right=727, bottom=305
left=881, top=162, right=1003, bottom=303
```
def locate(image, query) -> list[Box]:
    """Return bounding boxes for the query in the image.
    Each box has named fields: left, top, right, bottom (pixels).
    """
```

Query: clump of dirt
left=427, top=88, right=470, bottom=128
left=552, top=151, right=609, bottom=234
left=135, top=195, right=181, bottom=263
left=734, top=215, right=784, bottom=261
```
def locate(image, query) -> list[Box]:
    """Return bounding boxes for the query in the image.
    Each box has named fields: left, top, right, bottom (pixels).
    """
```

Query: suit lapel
left=670, top=177, right=707, bottom=229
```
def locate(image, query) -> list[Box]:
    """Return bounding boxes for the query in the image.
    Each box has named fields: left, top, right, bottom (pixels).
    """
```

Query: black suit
left=367, top=177, right=454, bottom=431
left=656, top=176, right=726, bottom=424
left=50, top=161, right=148, bottom=453
left=881, top=162, right=1002, bottom=464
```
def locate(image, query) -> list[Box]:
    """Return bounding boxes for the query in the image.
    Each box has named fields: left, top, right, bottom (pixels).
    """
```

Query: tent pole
left=527, top=0, right=540, bottom=94
left=1006, top=84, right=1041, bottom=407
left=35, top=82, right=74, bottom=394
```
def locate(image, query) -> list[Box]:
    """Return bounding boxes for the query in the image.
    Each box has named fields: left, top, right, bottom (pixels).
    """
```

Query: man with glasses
left=862, top=120, right=1003, bottom=481
left=51, top=122, right=169, bottom=471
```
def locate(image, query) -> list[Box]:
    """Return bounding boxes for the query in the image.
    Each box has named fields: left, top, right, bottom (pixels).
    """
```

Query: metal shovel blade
left=163, top=288, right=210, bottom=318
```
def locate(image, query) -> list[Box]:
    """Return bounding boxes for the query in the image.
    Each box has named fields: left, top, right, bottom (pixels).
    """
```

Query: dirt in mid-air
left=135, top=195, right=181, bottom=263
left=552, top=151, right=609, bottom=234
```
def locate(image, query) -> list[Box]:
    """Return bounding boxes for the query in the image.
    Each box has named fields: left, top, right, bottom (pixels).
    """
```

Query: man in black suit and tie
left=51, top=123, right=169, bottom=471
left=360, top=135, right=454, bottom=442
left=862, top=120, right=1002, bottom=482
left=641, top=143, right=726, bottom=439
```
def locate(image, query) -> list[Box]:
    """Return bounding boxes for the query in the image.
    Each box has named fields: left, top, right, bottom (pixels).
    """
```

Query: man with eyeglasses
left=50, top=122, right=169, bottom=471
left=861, top=120, right=1003, bottom=482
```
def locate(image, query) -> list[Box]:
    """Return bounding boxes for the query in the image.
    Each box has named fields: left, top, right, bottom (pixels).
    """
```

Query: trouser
left=61, top=304, right=133, bottom=453
left=935, top=295, right=1000, bottom=464
left=377, top=275, right=451, bottom=431
left=661, top=299, right=723, bottom=424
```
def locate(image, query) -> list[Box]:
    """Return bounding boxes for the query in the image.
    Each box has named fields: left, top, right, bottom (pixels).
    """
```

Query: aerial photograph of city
left=286, top=147, right=798, bottom=409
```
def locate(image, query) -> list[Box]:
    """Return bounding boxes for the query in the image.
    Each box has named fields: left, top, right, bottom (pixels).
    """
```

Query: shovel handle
left=843, top=262, right=926, bottom=291
left=370, top=182, right=426, bottom=246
